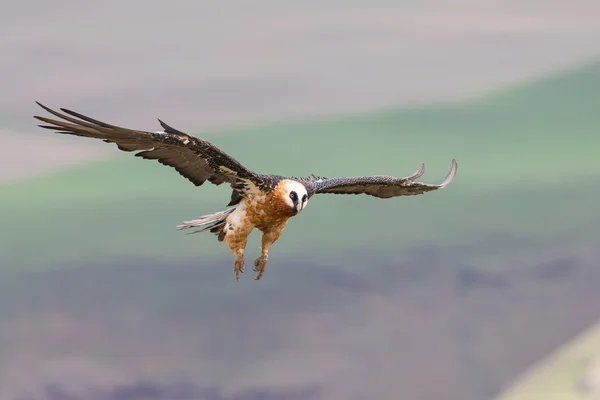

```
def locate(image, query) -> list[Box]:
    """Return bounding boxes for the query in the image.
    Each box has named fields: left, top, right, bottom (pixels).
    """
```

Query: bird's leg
left=253, top=229, right=282, bottom=281
left=253, top=253, right=267, bottom=280
left=223, top=217, right=255, bottom=281
left=229, top=237, right=249, bottom=282
left=233, top=251, right=245, bottom=281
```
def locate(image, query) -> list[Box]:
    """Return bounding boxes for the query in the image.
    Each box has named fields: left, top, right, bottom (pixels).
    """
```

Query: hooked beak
left=292, top=198, right=303, bottom=213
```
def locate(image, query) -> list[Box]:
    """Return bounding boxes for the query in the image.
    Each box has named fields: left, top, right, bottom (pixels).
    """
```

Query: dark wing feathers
left=34, top=102, right=457, bottom=202
left=301, top=159, right=457, bottom=199
left=34, top=102, right=277, bottom=193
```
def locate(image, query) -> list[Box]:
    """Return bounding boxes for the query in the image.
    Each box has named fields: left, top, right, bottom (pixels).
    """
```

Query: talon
left=234, top=256, right=245, bottom=281
left=253, top=256, right=267, bottom=280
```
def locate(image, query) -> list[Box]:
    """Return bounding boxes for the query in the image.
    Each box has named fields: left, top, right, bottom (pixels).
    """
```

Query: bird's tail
left=176, top=208, right=235, bottom=238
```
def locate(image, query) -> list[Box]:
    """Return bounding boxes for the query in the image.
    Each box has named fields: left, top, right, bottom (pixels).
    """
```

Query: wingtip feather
left=34, top=101, right=52, bottom=113
left=407, top=163, right=425, bottom=180
left=438, top=159, right=458, bottom=188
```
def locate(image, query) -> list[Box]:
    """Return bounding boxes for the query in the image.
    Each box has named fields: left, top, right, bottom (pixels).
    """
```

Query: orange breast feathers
left=244, top=180, right=303, bottom=230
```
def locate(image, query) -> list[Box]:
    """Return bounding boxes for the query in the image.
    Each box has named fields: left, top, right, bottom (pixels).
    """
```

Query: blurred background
left=1, top=1, right=600, bottom=399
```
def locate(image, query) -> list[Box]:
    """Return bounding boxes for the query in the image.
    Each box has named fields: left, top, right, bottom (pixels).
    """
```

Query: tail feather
left=176, top=208, right=235, bottom=236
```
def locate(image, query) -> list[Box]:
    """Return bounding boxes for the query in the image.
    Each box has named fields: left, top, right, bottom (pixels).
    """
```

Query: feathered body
left=34, top=102, right=457, bottom=281
left=176, top=179, right=308, bottom=279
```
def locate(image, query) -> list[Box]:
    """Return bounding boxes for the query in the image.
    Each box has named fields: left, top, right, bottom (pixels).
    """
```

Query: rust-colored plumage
left=222, top=180, right=301, bottom=280
left=33, top=102, right=458, bottom=281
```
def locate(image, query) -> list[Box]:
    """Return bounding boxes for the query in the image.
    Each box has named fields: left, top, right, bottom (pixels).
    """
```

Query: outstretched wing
left=301, top=159, right=457, bottom=199
left=33, top=102, right=278, bottom=200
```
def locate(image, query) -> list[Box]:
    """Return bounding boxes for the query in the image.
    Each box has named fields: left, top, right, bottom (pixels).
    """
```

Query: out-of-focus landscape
left=2, top=1, right=600, bottom=399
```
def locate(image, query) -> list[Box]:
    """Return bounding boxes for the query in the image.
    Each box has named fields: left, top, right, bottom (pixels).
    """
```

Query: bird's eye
left=302, top=194, right=307, bottom=202
left=289, top=191, right=297, bottom=200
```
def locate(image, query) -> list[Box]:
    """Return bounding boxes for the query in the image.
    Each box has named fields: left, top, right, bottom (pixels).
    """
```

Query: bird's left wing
left=301, top=159, right=457, bottom=199
left=33, top=102, right=275, bottom=195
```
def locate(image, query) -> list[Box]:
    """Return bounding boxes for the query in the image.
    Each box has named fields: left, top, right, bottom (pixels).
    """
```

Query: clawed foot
left=234, top=256, right=245, bottom=281
left=253, top=255, right=268, bottom=280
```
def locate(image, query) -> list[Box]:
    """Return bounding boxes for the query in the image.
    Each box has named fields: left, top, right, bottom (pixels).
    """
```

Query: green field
left=3, top=61, right=600, bottom=273
left=495, top=319, right=600, bottom=400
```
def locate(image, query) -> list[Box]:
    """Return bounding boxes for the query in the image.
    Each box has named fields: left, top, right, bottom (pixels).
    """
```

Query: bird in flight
left=34, top=102, right=458, bottom=281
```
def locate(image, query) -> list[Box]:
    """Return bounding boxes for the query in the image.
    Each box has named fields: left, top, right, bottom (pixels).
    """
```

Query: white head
left=281, top=180, right=309, bottom=213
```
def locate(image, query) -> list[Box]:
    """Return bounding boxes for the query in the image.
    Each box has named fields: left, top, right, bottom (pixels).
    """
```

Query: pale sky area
left=2, top=0, right=600, bottom=182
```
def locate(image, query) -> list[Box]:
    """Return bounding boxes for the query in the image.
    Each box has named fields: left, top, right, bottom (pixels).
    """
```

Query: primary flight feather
left=34, top=102, right=458, bottom=281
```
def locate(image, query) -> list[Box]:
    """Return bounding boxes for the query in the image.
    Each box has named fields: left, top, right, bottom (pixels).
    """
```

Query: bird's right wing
left=34, top=102, right=277, bottom=195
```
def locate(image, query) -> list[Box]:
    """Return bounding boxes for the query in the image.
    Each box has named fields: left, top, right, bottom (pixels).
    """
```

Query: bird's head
left=279, top=180, right=309, bottom=214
